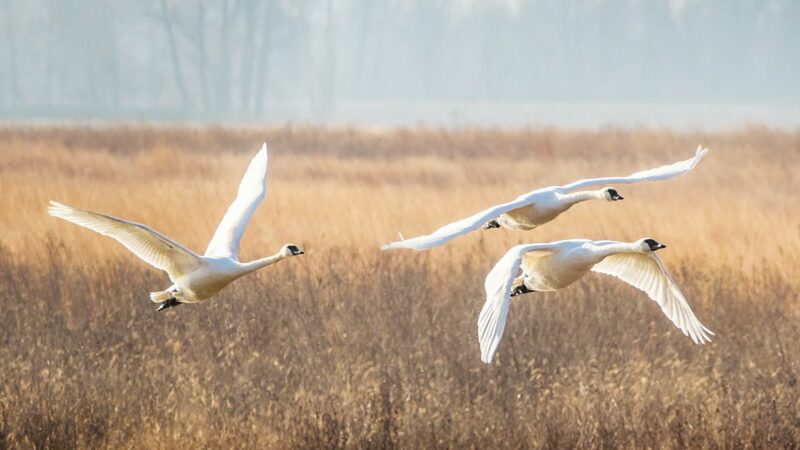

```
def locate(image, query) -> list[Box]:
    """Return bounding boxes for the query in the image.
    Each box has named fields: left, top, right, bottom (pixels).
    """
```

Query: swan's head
left=603, top=187, right=624, bottom=201
left=638, top=238, right=666, bottom=252
left=280, top=244, right=304, bottom=257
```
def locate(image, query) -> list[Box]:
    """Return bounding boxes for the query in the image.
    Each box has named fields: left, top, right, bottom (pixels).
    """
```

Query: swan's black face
left=644, top=238, right=666, bottom=251
left=287, top=245, right=304, bottom=256
left=606, top=188, right=624, bottom=201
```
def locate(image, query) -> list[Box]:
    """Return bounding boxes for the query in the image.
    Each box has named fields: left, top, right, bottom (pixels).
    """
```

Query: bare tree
left=158, top=0, right=192, bottom=111
left=238, top=0, right=258, bottom=111
left=3, top=0, right=22, bottom=105
left=252, top=0, right=274, bottom=116
left=318, top=0, right=337, bottom=120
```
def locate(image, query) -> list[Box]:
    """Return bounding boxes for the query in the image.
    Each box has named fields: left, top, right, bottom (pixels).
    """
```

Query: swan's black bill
left=644, top=239, right=666, bottom=251
left=288, top=245, right=304, bottom=256
left=483, top=220, right=501, bottom=230
left=608, top=188, right=624, bottom=201
left=156, top=298, right=181, bottom=311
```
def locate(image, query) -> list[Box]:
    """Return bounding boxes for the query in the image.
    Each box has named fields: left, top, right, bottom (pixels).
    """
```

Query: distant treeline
left=0, top=0, right=798, bottom=121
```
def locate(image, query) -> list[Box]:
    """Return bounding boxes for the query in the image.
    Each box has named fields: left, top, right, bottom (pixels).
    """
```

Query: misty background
left=1, top=0, right=798, bottom=129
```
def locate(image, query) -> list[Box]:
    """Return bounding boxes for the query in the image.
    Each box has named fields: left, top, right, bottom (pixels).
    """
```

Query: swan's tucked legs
left=510, top=284, right=535, bottom=297
left=510, top=275, right=536, bottom=297
left=483, top=220, right=501, bottom=230
left=156, top=298, right=181, bottom=311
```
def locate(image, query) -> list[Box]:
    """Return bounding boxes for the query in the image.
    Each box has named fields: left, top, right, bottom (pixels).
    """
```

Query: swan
left=478, top=238, right=713, bottom=363
left=47, top=143, right=304, bottom=311
left=382, top=146, right=707, bottom=251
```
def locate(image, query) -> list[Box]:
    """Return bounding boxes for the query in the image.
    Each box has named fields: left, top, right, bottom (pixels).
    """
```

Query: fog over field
left=0, top=0, right=799, bottom=128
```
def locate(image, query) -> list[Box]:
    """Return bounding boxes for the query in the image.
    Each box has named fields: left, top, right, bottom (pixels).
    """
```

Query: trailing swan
left=478, top=238, right=713, bottom=363
left=382, top=146, right=707, bottom=251
left=47, top=143, right=303, bottom=311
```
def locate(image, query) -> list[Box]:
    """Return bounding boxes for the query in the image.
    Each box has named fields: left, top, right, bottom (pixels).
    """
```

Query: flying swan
left=382, top=146, right=707, bottom=251
left=47, top=143, right=304, bottom=311
left=478, top=238, right=713, bottom=363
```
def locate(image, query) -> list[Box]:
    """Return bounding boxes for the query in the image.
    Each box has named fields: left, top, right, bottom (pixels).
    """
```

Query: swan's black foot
left=510, top=285, right=534, bottom=297
left=483, top=220, right=501, bottom=230
left=156, top=298, right=181, bottom=312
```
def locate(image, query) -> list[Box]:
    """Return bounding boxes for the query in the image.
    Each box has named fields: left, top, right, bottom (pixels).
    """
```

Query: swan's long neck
left=238, top=252, right=288, bottom=274
left=593, top=242, right=640, bottom=260
left=560, top=189, right=606, bottom=206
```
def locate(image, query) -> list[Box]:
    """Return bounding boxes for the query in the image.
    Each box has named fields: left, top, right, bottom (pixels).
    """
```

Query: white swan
left=47, top=143, right=304, bottom=311
left=382, top=146, right=707, bottom=251
left=478, top=238, right=713, bottom=363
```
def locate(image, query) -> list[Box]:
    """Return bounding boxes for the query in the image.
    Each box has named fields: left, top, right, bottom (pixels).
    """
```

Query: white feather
left=47, top=201, right=202, bottom=279
left=556, top=145, right=707, bottom=192
left=478, top=243, right=556, bottom=363
left=591, top=251, right=714, bottom=344
left=205, top=143, right=269, bottom=259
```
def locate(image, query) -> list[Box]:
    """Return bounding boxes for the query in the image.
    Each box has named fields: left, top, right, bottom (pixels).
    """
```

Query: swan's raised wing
left=557, top=146, right=708, bottom=193
left=47, top=201, right=202, bottom=278
left=478, top=243, right=556, bottom=363
left=591, top=251, right=713, bottom=344
left=204, top=143, right=269, bottom=259
left=381, top=191, right=545, bottom=251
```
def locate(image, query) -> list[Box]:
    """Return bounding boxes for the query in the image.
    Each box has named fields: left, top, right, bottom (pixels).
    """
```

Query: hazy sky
left=1, top=0, right=798, bottom=128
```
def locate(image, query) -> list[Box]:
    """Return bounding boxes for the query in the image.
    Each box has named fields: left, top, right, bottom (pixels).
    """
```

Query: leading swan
left=383, top=146, right=707, bottom=251
left=47, top=143, right=303, bottom=311
left=479, top=238, right=713, bottom=363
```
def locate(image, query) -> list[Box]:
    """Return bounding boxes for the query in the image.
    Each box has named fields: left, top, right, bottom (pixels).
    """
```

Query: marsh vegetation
left=0, top=126, right=798, bottom=448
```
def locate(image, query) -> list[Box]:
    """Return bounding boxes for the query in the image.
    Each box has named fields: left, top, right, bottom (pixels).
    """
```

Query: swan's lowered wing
left=47, top=201, right=202, bottom=278
left=591, top=251, right=713, bottom=344
left=557, top=146, right=707, bottom=193
left=381, top=191, right=544, bottom=251
left=478, top=243, right=556, bottom=364
left=204, top=143, right=269, bottom=259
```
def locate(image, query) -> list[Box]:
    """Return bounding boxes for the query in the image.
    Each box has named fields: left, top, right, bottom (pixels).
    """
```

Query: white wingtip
left=692, top=145, right=709, bottom=167
left=47, top=200, right=73, bottom=217
left=256, top=142, right=269, bottom=162
left=481, top=341, right=499, bottom=364
left=380, top=233, right=410, bottom=251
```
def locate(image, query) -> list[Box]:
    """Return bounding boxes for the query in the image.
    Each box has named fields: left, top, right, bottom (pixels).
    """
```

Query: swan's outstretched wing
left=381, top=191, right=544, bottom=251
left=47, top=201, right=202, bottom=278
left=591, top=252, right=713, bottom=344
left=478, top=243, right=556, bottom=363
left=557, top=146, right=708, bottom=193
left=204, top=143, right=269, bottom=259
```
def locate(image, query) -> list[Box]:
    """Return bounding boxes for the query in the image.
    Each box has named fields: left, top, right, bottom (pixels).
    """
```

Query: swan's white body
left=383, top=146, right=708, bottom=250
left=47, top=143, right=303, bottom=306
left=478, top=238, right=713, bottom=363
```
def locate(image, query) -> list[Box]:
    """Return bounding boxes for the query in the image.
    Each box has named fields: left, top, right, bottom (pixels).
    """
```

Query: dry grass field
left=0, top=125, right=798, bottom=448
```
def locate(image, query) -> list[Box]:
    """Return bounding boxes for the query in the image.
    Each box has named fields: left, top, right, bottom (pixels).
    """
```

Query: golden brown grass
left=0, top=125, right=799, bottom=448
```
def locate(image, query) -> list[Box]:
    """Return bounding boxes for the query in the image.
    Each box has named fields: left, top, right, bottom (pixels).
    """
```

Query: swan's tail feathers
left=149, top=290, right=174, bottom=303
